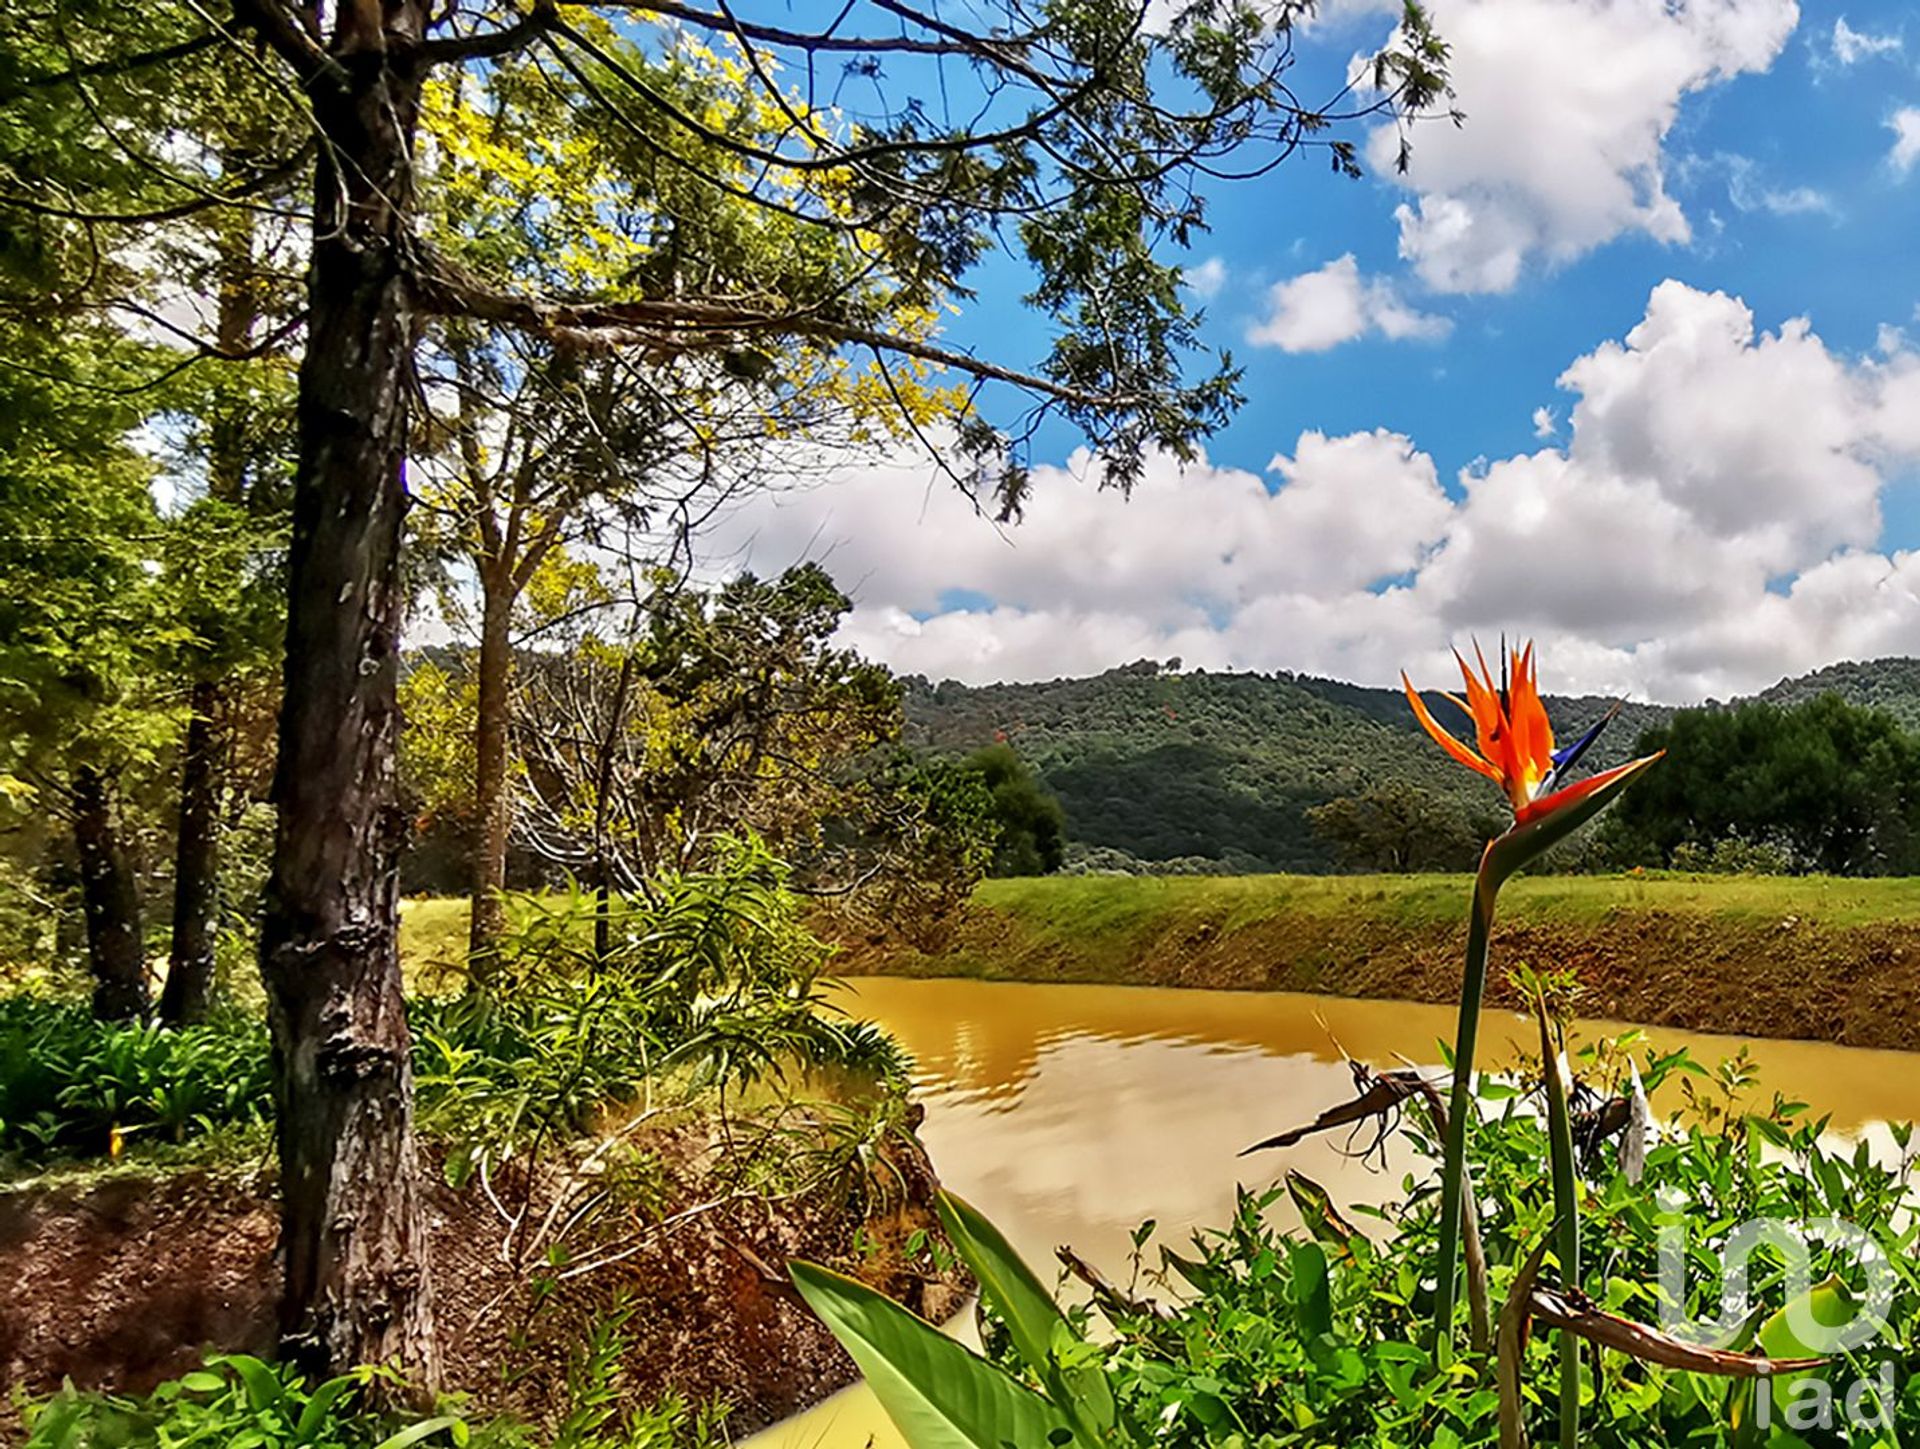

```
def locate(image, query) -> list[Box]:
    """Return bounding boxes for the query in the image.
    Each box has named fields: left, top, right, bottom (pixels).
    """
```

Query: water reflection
left=752, top=977, right=1920, bottom=1448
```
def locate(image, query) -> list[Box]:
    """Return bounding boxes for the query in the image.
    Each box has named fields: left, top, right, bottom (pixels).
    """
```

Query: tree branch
left=413, top=259, right=1127, bottom=410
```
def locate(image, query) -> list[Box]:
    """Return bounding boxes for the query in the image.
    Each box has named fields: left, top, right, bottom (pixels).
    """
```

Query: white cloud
left=1183, top=256, right=1228, bottom=299
left=1531, top=405, right=1558, bottom=438
left=1718, top=152, right=1835, bottom=216
left=707, top=282, right=1920, bottom=703
left=1247, top=254, right=1450, bottom=351
left=1363, top=0, right=1798, bottom=293
left=1831, top=16, right=1901, bottom=63
left=1889, top=108, right=1920, bottom=174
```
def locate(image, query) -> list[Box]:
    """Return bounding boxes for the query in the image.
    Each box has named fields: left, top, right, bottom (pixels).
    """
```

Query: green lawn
left=968, top=869, right=1920, bottom=936
left=404, top=871, right=1920, bottom=975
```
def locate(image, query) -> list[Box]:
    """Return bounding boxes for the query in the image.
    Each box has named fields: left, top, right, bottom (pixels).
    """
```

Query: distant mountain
left=903, top=657, right=1920, bottom=872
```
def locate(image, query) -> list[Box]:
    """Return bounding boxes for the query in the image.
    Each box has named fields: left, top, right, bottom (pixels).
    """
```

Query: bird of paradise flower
left=1401, top=643, right=1661, bottom=1401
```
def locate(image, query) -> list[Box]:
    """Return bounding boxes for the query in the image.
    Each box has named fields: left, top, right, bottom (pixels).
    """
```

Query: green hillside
left=902, top=657, right=1920, bottom=871
left=1760, top=657, right=1920, bottom=731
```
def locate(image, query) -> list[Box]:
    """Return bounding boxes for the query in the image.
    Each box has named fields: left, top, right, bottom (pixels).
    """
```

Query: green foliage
left=904, top=668, right=1644, bottom=874
left=3, top=838, right=905, bottom=1168
left=790, top=1260, right=1080, bottom=1449
left=542, top=1299, right=731, bottom=1449
left=18, top=1354, right=465, bottom=1449
left=1608, top=694, right=1920, bottom=875
left=419, top=839, right=907, bottom=1146
left=0, top=998, right=273, bottom=1165
left=1307, top=786, right=1493, bottom=872
left=0, top=323, right=180, bottom=784
left=959, top=745, right=1067, bottom=877
left=806, top=1049, right=1920, bottom=1447
left=16, top=1345, right=726, bottom=1449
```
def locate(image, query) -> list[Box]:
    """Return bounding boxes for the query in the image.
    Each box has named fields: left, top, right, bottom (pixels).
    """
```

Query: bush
left=18, top=1354, right=466, bottom=1449
left=0, top=999, right=273, bottom=1164
left=17, top=1342, right=729, bottom=1449
left=2, top=839, right=906, bottom=1171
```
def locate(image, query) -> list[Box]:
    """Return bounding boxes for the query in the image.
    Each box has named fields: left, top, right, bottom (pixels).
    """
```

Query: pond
left=750, top=976, right=1920, bottom=1448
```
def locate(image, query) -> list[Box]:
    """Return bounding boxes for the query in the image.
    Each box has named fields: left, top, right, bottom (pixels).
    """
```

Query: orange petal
left=1405, top=672, right=1504, bottom=787
left=1508, top=642, right=1555, bottom=790
left=1455, top=647, right=1507, bottom=769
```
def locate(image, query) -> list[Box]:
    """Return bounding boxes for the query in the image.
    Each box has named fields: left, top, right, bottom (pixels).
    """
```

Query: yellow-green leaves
left=789, top=1261, right=1075, bottom=1449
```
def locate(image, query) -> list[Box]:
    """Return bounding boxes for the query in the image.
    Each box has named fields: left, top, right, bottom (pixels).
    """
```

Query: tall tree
left=9, top=0, right=1449, bottom=1386
left=0, top=324, right=176, bottom=1019
left=153, top=207, right=299, bottom=1024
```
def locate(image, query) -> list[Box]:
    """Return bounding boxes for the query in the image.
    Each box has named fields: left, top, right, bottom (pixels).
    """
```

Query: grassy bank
left=824, top=872, right=1920, bottom=1052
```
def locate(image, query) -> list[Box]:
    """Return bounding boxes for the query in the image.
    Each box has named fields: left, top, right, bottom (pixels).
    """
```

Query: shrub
left=0, top=999, right=272, bottom=1164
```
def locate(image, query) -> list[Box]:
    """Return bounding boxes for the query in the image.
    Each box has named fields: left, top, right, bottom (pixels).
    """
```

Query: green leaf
left=208, top=1354, right=283, bottom=1413
left=791, top=1259, right=1075, bottom=1449
left=934, top=1191, right=1120, bottom=1443
left=1289, top=1241, right=1333, bottom=1338
left=372, top=1416, right=465, bottom=1449
left=293, top=1375, right=362, bottom=1443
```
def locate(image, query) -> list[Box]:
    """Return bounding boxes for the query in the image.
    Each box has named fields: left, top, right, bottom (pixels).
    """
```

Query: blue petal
left=1542, top=701, right=1621, bottom=793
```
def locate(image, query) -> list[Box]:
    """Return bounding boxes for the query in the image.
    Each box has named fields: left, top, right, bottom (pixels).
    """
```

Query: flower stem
left=1434, top=852, right=1498, bottom=1362
left=1534, top=990, right=1582, bottom=1449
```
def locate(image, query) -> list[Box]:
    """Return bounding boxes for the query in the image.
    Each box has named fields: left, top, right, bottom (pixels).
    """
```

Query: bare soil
left=0, top=1119, right=968, bottom=1437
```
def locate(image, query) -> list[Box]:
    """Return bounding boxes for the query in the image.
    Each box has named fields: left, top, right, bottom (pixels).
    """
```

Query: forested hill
left=901, top=658, right=1920, bottom=872
left=1759, top=658, right=1920, bottom=731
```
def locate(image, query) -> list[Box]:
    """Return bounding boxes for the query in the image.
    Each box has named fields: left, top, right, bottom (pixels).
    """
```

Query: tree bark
left=73, top=765, right=149, bottom=1021
left=164, top=195, right=258, bottom=1026
left=592, top=650, right=636, bottom=966
left=162, top=680, right=222, bottom=1024
left=466, top=577, right=513, bottom=966
left=259, top=9, right=438, bottom=1392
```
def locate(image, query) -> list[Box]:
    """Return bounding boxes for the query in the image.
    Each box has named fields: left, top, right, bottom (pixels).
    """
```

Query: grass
left=973, top=869, right=1920, bottom=933
left=403, top=872, right=1920, bottom=983
left=399, top=896, right=473, bottom=987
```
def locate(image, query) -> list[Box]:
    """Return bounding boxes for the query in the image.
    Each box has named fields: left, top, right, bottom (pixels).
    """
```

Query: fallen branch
left=1527, top=1287, right=1828, bottom=1378
left=1056, top=1245, right=1173, bottom=1321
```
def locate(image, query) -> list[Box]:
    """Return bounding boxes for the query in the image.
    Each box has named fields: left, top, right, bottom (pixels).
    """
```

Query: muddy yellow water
left=750, top=977, right=1920, bottom=1449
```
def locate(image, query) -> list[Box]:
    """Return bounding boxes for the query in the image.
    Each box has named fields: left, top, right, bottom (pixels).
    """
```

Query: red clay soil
left=836, top=906, right=1920, bottom=1051
left=0, top=1125, right=968, bottom=1437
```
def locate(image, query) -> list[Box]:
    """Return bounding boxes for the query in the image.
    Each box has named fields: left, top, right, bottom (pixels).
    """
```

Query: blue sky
left=714, top=0, right=1920, bottom=703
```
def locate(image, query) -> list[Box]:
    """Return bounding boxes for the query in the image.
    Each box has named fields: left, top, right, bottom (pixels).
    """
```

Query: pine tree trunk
left=165, top=195, right=257, bottom=1027
left=73, top=765, right=148, bottom=1021
left=259, top=12, right=438, bottom=1391
left=466, top=582, right=513, bottom=966
left=162, top=682, right=222, bottom=1025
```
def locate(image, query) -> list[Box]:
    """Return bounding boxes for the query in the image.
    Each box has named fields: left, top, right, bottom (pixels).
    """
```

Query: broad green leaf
left=934, top=1191, right=1119, bottom=1441
left=792, top=1260, right=1075, bottom=1449
left=209, top=1354, right=283, bottom=1413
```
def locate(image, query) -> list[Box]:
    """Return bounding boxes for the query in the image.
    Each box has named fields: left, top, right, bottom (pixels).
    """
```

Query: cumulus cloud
left=1247, top=254, right=1451, bottom=351
left=1831, top=16, right=1901, bottom=63
left=1890, top=108, right=1920, bottom=174
left=707, top=281, right=1920, bottom=703
left=1531, top=406, right=1558, bottom=438
left=1360, top=0, right=1798, bottom=293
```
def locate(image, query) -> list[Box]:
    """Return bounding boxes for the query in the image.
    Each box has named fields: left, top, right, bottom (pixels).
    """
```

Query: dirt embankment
left=834, top=898, right=1920, bottom=1051
left=0, top=1120, right=967, bottom=1437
